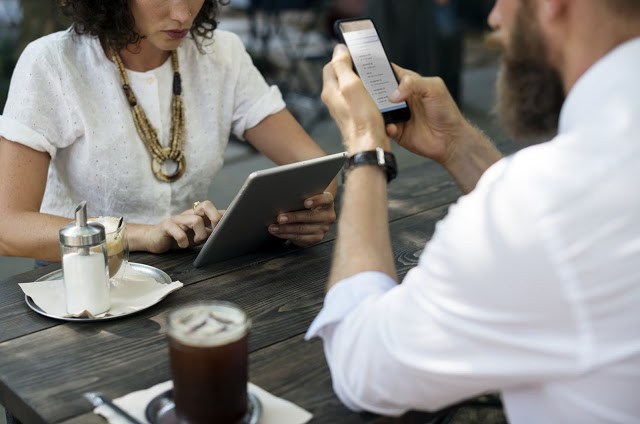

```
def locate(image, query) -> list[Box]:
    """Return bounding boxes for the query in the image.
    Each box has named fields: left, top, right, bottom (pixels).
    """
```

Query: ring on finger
left=192, top=201, right=201, bottom=213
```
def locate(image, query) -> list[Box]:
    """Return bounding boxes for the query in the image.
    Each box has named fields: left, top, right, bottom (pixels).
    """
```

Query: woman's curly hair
left=59, top=0, right=229, bottom=51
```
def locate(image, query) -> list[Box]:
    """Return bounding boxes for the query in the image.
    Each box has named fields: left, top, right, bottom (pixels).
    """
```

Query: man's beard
left=495, top=2, right=565, bottom=141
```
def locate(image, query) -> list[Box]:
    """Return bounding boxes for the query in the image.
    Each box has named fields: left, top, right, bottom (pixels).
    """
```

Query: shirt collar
left=558, top=37, right=640, bottom=135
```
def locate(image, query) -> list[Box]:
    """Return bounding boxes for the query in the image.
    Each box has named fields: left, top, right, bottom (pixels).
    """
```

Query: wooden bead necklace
left=112, top=48, right=186, bottom=182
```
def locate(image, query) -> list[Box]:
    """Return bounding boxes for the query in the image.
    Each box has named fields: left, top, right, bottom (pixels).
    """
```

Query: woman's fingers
left=196, top=200, right=223, bottom=227
left=156, top=212, right=212, bottom=250
left=187, top=200, right=224, bottom=229
left=268, top=192, right=336, bottom=247
left=269, top=225, right=328, bottom=246
left=276, top=192, right=335, bottom=224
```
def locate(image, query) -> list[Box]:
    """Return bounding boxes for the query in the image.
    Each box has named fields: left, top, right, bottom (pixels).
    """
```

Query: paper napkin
left=94, top=380, right=313, bottom=424
left=19, top=265, right=182, bottom=319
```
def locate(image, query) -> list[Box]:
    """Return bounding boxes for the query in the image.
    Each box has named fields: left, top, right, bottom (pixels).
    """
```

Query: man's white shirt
left=307, top=38, right=640, bottom=424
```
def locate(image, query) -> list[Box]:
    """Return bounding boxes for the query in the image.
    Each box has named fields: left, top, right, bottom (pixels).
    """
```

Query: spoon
left=84, top=391, right=143, bottom=424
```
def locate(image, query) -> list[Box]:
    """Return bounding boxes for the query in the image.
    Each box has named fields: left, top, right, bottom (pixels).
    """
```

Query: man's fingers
left=330, top=44, right=362, bottom=89
left=391, top=63, right=418, bottom=79
left=321, top=62, right=339, bottom=104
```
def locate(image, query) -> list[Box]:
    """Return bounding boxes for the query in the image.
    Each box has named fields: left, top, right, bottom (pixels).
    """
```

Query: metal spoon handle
left=83, top=391, right=143, bottom=424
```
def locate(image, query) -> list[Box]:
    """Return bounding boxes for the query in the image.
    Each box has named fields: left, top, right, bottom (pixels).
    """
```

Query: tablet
left=193, top=152, right=346, bottom=267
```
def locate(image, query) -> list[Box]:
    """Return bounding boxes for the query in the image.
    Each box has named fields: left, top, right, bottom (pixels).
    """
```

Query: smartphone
left=334, top=18, right=411, bottom=124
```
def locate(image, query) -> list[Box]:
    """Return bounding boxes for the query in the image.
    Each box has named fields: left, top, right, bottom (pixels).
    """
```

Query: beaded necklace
left=112, top=49, right=186, bottom=182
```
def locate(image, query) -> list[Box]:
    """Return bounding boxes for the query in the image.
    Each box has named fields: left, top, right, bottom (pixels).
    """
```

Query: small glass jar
left=88, top=216, right=129, bottom=280
left=59, top=201, right=111, bottom=315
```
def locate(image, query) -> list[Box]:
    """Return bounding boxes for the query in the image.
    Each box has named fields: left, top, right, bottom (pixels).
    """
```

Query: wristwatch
left=345, top=147, right=398, bottom=183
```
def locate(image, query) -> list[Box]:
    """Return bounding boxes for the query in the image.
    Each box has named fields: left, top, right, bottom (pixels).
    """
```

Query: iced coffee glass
left=167, top=301, right=250, bottom=424
left=88, top=216, right=128, bottom=280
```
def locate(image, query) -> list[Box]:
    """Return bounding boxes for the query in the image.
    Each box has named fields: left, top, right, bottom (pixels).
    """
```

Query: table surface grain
left=0, top=162, right=462, bottom=424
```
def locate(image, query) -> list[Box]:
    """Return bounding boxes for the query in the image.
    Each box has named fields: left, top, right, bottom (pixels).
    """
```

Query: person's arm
left=309, top=45, right=580, bottom=416
left=386, top=66, right=502, bottom=193
left=244, top=109, right=339, bottom=247
left=319, top=46, right=398, bottom=285
left=440, top=120, right=503, bottom=193
left=126, top=200, right=222, bottom=253
left=308, top=153, right=585, bottom=415
left=0, top=137, right=69, bottom=260
left=317, top=42, right=501, bottom=305
left=243, top=108, right=338, bottom=198
left=0, top=137, right=221, bottom=259
left=245, top=109, right=328, bottom=170
left=329, top=163, right=397, bottom=287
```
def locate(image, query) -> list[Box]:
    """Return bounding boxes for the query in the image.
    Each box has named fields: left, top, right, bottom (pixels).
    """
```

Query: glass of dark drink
left=166, top=301, right=250, bottom=424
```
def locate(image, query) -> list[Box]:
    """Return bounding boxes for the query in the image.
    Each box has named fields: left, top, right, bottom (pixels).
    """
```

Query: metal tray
left=145, top=389, right=262, bottom=424
left=26, top=262, right=171, bottom=322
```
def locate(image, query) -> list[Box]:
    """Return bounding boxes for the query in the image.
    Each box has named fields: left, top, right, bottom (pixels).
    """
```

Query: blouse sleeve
left=0, top=35, right=81, bottom=158
left=224, top=32, right=286, bottom=139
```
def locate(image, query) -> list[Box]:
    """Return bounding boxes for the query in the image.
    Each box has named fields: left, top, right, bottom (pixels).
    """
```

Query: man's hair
left=58, top=0, right=229, bottom=51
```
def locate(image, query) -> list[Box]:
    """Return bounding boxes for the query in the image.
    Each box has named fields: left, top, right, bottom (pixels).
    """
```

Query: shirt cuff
left=305, top=271, right=396, bottom=340
left=0, top=115, right=55, bottom=158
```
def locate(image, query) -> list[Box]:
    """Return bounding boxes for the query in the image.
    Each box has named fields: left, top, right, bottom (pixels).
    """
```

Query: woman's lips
left=164, top=30, right=188, bottom=39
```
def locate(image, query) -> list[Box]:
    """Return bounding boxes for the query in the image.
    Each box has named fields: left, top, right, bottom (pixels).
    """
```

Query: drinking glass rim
left=166, top=300, right=251, bottom=346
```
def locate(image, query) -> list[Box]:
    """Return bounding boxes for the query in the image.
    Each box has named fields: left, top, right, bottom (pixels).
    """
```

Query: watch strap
left=345, top=147, right=398, bottom=183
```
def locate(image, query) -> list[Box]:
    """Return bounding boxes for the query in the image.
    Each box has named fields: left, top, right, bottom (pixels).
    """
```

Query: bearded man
left=306, top=0, right=640, bottom=422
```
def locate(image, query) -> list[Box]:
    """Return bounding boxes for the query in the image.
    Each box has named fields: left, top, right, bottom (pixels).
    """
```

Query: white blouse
left=0, top=29, right=285, bottom=223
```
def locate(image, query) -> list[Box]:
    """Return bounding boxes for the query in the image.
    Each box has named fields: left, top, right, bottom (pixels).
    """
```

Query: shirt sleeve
left=305, top=271, right=397, bottom=339
left=224, top=33, right=286, bottom=140
left=0, top=36, right=81, bottom=158
left=306, top=158, right=584, bottom=416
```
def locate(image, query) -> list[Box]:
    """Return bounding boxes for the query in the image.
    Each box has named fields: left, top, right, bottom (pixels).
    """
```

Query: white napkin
left=94, top=380, right=313, bottom=424
left=19, top=266, right=182, bottom=319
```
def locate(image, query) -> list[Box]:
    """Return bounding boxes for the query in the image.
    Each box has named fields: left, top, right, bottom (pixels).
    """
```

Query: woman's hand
left=130, top=200, right=223, bottom=253
left=268, top=192, right=336, bottom=247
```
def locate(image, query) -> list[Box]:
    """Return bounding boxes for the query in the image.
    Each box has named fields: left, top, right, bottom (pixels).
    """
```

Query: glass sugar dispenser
left=59, top=201, right=111, bottom=316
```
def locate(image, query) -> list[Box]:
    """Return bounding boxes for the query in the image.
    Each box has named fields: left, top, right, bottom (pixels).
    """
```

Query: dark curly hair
left=58, top=0, right=230, bottom=51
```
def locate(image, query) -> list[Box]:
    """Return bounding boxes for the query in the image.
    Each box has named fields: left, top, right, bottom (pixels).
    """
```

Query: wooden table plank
left=0, top=161, right=463, bottom=423
left=251, top=335, right=403, bottom=424
left=0, top=161, right=459, bottom=344
left=60, top=334, right=449, bottom=424
left=0, top=202, right=453, bottom=423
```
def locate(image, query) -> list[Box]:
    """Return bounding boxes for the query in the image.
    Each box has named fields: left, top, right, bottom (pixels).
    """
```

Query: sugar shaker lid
left=59, top=201, right=106, bottom=247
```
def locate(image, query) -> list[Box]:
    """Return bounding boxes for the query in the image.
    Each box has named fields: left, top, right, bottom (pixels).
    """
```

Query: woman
left=0, top=0, right=337, bottom=261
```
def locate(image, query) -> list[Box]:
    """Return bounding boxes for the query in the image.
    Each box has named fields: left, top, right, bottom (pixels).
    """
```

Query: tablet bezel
left=193, top=152, right=346, bottom=267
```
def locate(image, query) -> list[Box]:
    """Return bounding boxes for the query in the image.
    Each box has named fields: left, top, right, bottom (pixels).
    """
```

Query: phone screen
left=336, top=19, right=410, bottom=123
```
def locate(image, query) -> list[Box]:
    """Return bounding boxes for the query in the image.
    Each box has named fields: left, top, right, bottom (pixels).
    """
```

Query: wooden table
left=0, top=162, right=462, bottom=424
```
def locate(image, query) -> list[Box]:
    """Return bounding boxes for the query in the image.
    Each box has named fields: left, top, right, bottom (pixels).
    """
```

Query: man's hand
left=386, top=65, right=468, bottom=165
left=321, top=44, right=390, bottom=154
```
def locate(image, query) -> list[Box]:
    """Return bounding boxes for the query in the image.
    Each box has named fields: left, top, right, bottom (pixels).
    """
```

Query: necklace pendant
left=152, top=155, right=186, bottom=182
left=162, top=158, right=179, bottom=176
